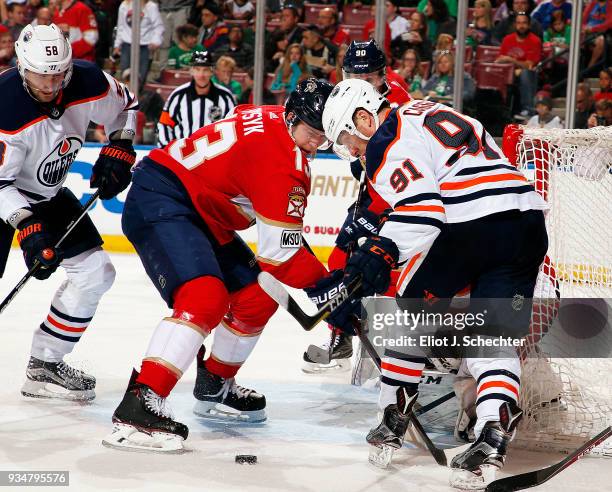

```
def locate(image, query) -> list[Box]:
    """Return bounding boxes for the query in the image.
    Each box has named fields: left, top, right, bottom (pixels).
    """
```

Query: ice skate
left=193, top=356, right=266, bottom=422
left=366, top=387, right=418, bottom=468
left=102, top=370, right=188, bottom=453
left=302, top=331, right=353, bottom=374
left=21, top=356, right=96, bottom=401
left=450, top=402, right=523, bottom=490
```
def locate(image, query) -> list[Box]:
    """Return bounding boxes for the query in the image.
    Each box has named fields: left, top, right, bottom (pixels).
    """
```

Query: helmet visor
left=344, top=69, right=386, bottom=88
left=24, top=69, right=66, bottom=101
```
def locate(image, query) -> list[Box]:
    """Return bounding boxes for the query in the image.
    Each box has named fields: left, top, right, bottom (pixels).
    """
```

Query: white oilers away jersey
left=0, top=61, right=138, bottom=224
left=365, top=100, right=547, bottom=287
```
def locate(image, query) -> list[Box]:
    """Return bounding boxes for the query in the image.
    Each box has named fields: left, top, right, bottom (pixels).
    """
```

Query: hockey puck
left=235, top=454, right=257, bottom=464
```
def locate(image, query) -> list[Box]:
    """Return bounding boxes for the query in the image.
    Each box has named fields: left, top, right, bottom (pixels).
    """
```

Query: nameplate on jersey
left=280, top=230, right=302, bottom=249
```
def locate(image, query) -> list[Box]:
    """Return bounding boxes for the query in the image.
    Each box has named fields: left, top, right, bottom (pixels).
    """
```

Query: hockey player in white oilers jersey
left=319, top=79, right=549, bottom=489
left=0, top=24, right=138, bottom=401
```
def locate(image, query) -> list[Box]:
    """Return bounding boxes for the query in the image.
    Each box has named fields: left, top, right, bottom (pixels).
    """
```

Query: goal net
left=507, top=125, right=612, bottom=456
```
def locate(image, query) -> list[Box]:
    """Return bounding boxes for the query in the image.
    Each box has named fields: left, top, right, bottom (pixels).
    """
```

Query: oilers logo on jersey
left=37, top=136, right=83, bottom=187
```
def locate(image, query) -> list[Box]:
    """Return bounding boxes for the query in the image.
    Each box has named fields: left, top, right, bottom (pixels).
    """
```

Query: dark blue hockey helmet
left=342, top=40, right=386, bottom=77
left=285, top=77, right=334, bottom=132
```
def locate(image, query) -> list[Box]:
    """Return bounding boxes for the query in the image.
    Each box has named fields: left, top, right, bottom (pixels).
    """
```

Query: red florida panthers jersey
left=148, top=104, right=327, bottom=288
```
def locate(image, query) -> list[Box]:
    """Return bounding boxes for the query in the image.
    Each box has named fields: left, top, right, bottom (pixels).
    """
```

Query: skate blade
left=449, top=464, right=498, bottom=490
left=21, top=379, right=95, bottom=402
left=101, top=424, right=187, bottom=454
left=368, top=444, right=395, bottom=469
left=301, top=358, right=351, bottom=374
left=193, top=401, right=267, bottom=423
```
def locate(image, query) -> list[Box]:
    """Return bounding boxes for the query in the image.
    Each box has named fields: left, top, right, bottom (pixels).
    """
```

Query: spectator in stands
left=391, top=10, right=432, bottom=61
left=265, top=4, right=303, bottom=72
left=199, top=1, right=228, bottom=51
left=224, top=0, right=254, bottom=21
left=594, top=67, right=612, bottom=101
left=329, top=43, right=347, bottom=84
left=575, top=82, right=595, bottom=128
left=32, top=6, right=52, bottom=25
left=433, top=32, right=453, bottom=58
left=423, top=50, right=475, bottom=103
left=0, top=28, right=15, bottom=66
left=113, top=0, right=164, bottom=86
left=531, top=0, right=572, bottom=31
left=587, top=98, right=612, bottom=126
left=157, top=50, right=236, bottom=148
left=526, top=94, right=563, bottom=128
left=302, top=24, right=337, bottom=79
left=239, top=67, right=277, bottom=105
left=386, top=0, right=410, bottom=41
left=52, top=0, right=98, bottom=61
left=158, top=0, right=192, bottom=69
left=423, top=0, right=457, bottom=44
left=216, top=24, right=253, bottom=70
left=271, top=42, right=308, bottom=92
left=24, top=0, right=41, bottom=24
left=543, top=9, right=569, bottom=83
left=418, top=0, right=457, bottom=20
left=362, top=4, right=392, bottom=58
left=168, top=23, right=204, bottom=69
left=493, top=0, right=543, bottom=44
left=466, top=0, right=494, bottom=47
left=3, top=0, right=26, bottom=40
left=496, top=13, right=542, bottom=118
left=395, top=48, right=424, bottom=95
left=582, top=0, right=612, bottom=68
left=317, top=7, right=349, bottom=47
left=212, top=55, right=242, bottom=99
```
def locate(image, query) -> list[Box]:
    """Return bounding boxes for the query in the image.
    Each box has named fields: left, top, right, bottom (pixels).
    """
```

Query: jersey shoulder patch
left=62, top=61, right=110, bottom=106
left=0, top=68, right=46, bottom=134
left=365, top=108, right=401, bottom=181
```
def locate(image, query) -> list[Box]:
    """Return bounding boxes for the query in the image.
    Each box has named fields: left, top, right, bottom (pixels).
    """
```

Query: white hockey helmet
left=322, top=79, right=387, bottom=154
left=15, top=23, right=73, bottom=90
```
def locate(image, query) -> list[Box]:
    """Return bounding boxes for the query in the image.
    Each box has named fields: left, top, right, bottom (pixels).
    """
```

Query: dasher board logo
left=37, top=137, right=83, bottom=187
left=280, top=230, right=302, bottom=248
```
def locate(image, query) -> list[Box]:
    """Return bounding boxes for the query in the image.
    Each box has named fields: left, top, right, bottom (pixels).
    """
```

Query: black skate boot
left=102, top=369, right=189, bottom=453
left=302, top=331, right=353, bottom=373
left=193, top=347, right=266, bottom=422
left=449, top=401, right=523, bottom=490
left=366, top=387, right=418, bottom=468
left=21, top=356, right=96, bottom=401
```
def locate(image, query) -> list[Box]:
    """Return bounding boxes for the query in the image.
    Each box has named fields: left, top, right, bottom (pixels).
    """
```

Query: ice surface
left=0, top=253, right=608, bottom=491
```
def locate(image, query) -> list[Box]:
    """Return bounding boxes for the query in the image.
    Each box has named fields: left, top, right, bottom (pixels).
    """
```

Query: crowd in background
left=0, top=0, right=610, bottom=142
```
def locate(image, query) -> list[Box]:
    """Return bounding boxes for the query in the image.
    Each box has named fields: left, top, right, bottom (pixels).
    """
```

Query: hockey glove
left=335, top=206, right=381, bottom=252
left=304, top=270, right=360, bottom=334
left=17, top=216, right=62, bottom=280
left=90, top=140, right=136, bottom=199
left=344, top=236, right=399, bottom=297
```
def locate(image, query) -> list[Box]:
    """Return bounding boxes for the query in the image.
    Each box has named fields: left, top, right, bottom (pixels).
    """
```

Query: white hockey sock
left=209, top=319, right=263, bottom=371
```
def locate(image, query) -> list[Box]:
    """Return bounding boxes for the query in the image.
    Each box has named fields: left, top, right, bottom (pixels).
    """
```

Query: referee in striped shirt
left=157, top=50, right=236, bottom=147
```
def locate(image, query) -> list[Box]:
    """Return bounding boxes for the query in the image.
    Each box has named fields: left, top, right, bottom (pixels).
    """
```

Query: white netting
left=512, top=125, right=612, bottom=456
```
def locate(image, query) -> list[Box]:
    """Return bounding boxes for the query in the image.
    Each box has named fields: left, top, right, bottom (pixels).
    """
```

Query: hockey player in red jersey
left=52, top=0, right=98, bottom=62
left=318, top=80, right=548, bottom=488
left=302, top=40, right=409, bottom=374
left=102, top=79, right=334, bottom=453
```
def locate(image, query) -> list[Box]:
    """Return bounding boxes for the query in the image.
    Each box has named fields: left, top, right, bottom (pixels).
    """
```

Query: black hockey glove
left=335, top=206, right=381, bottom=252
left=344, top=236, right=399, bottom=297
left=17, top=216, right=62, bottom=280
left=91, top=139, right=136, bottom=199
left=304, top=270, right=360, bottom=334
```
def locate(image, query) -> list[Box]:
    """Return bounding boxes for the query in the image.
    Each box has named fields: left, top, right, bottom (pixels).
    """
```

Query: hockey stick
left=350, top=316, right=468, bottom=466
left=0, top=191, right=100, bottom=315
left=485, top=426, right=612, bottom=492
left=257, top=271, right=362, bottom=331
